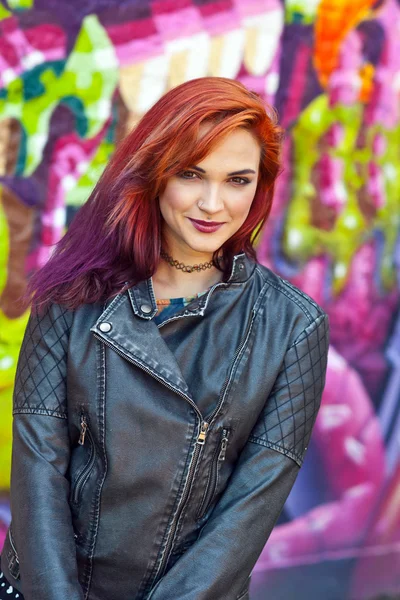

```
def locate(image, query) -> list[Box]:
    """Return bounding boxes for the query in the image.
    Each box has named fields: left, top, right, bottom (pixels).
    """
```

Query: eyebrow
left=190, top=166, right=256, bottom=176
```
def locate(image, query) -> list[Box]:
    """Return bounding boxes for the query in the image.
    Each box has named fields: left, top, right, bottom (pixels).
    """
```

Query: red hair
left=24, top=77, right=283, bottom=313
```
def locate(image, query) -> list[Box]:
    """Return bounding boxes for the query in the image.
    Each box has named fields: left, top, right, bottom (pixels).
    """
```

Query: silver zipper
left=92, top=333, right=200, bottom=416
left=153, top=311, right=255, bottom=582
left=196, top=428, right=230, bottom=520
left=94, top=308, right=254, bottom=589
left=92, top=333, right=210, bottom=553
left=196, top=421, right=209, bottom=445
left=73, top=412, right=96, bottom=505
left=153, top=420, right=209, bottom=583
left=218, top=429, right=230, bottom=461
left=79, top=413, right=88, bottom=445
left=205, top=310, right=255, bottom=428
left=8, top=528, right=19, bottom=562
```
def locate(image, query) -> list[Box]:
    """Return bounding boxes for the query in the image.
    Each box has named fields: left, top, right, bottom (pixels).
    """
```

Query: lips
left=188, top=217, right=225, bottom=233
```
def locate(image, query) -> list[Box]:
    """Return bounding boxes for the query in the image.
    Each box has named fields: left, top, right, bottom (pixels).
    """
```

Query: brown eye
left=230, top=177, right=250, bottom=185
left=179, top=171, right=199, bottom=179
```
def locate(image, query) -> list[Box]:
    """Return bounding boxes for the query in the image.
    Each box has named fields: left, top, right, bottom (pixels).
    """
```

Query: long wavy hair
left=23, top=77, right=283, bottom=314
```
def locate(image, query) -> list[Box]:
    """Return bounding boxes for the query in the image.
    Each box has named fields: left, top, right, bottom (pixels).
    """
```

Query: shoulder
left=254, top=262, right=326, bottom=323
left=253, top=262, right=329, bottom=342
left=28, top=301, right=75, bottom=335
left=30, top=300, right=106, bottom=345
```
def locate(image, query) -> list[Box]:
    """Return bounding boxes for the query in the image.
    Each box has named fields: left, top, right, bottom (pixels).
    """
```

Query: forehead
left=197, top=128, right=261, bottom=170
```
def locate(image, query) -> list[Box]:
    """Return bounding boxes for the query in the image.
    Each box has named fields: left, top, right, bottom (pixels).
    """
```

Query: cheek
left=159, top=182, right=197, bottom=213
left=228, top=187, right=257, bottom=219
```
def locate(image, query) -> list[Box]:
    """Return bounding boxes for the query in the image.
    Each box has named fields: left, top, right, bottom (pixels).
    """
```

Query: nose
left=198, top=183, right=224, bottom=215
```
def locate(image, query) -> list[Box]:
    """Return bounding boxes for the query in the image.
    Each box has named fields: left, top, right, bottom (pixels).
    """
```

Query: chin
left=183, top=234, right=226, bottom=253
left=186, top=244, right=221, bottom=255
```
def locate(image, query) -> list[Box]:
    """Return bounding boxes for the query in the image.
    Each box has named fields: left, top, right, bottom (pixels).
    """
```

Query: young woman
left=0, top=77, right=329, bottom=600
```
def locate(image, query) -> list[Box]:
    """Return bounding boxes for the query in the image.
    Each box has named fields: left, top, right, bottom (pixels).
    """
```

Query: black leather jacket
left=1, top=252, right=329, bottom=600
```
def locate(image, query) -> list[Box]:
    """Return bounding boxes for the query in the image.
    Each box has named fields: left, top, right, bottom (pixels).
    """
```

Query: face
left=158, top=127, right=261, bottom=259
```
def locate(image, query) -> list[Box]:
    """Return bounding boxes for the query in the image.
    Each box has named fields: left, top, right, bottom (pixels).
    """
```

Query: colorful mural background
left=0, top=0, right=399, bottom=598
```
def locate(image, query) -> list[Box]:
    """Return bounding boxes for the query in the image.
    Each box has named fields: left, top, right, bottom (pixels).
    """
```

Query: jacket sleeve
left=149, top=312, right=330, bottom=600
left=7, top=303, right=84, bottom=600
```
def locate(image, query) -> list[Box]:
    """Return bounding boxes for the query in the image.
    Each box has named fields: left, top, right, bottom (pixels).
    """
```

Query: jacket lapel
left=90, top=291, right=193, bottom=402
left=89, top=253, right=255, bottom=404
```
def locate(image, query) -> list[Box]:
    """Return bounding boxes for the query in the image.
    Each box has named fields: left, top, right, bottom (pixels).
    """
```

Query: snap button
left=238, top=264, right=244, bottom=270
left=140, top=304, right=152, bottom=314
left=99, top=322, right=112, bottom=332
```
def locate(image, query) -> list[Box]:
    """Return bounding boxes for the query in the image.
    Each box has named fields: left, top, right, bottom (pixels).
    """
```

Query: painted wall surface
left=0, top=1, right=399, bottom=598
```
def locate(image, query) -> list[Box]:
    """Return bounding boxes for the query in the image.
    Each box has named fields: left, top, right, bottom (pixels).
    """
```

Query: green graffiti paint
left=0, top=15, right=118, bottom=175
left=66, top=138, right=114, bottom=208
left=284, top=93, right=399, bottom=294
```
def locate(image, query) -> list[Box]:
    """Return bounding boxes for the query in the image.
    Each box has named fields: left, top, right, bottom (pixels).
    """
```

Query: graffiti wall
left=0, top=0, right=399, bottom=598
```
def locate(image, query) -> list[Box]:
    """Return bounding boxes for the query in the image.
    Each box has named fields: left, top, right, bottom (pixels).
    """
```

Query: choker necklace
left=160, top=249, right=214, bottom=273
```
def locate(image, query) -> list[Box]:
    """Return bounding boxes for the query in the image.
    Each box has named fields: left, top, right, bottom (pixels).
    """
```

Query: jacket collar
left=127, top=252, right=255, bottom=320
left=89, top=252, right=255, bottom=400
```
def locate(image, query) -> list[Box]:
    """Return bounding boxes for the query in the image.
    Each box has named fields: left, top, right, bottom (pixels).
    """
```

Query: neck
left=152, top=251, right=225, bottom=298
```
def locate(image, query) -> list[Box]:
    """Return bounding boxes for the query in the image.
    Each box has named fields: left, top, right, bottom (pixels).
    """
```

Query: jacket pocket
left=4, top=525, right=20, bottom=581
left=70, top=411, right=96, bottom=506
left=196, top=428, right=230, bottom=520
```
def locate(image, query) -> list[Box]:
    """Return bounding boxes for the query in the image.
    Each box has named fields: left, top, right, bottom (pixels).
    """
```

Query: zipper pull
left=79, top=415, right=87, bottom=446
left=196, top=422, right=209, bottom=445
left=218, top=429, right=229, bottom=461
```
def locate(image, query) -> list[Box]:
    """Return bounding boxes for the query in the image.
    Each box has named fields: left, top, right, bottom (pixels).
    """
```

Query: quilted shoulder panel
left=13, top=303, right=73, bottom=418
left=249, top=312, right=329, bottom=466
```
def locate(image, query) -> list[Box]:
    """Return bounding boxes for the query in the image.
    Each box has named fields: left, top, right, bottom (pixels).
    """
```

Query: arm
left=8, top=303, right=84, bottom=600
left=149, top=312, right=330, bottom=600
